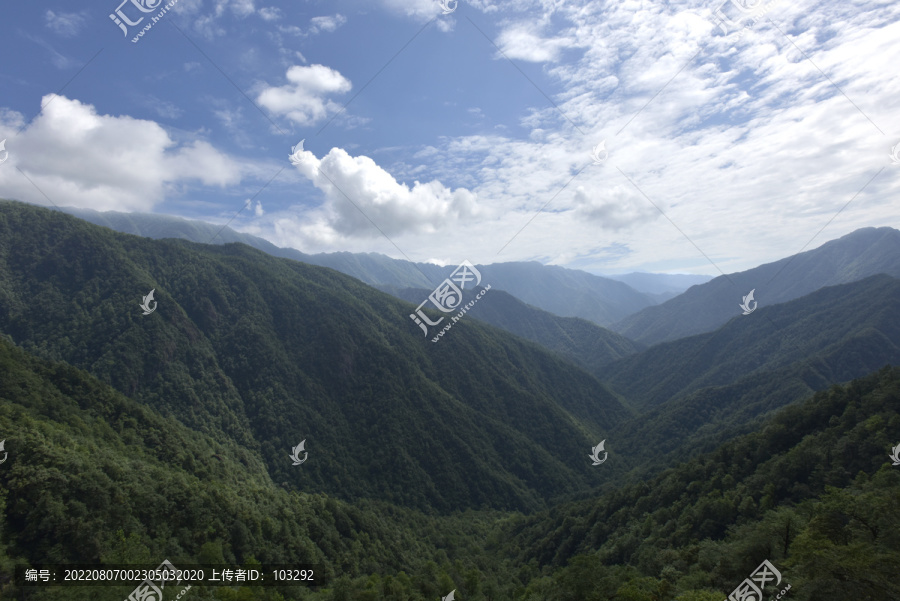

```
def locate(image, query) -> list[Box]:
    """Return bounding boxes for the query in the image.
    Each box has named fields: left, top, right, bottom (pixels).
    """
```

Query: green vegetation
left=1, top=200, right=898, bottom=600
left=0, top=200, right=629, bottom=513
left=2, top=339, right=898, bottom=600
left=385, top=286, right=642, bottom=377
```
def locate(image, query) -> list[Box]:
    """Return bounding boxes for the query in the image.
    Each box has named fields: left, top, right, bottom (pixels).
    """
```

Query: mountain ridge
left=611, top=226, right=900, bottom=344
left=53, top=205, right=663, bottom=326
left=0, top=199, right=630, bottom=513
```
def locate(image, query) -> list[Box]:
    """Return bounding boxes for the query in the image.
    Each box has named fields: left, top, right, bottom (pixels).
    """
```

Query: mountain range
left=55, top=206, right=695, bottom=326
left=611, top=227, right=900, bottom=344
left=0, top=200, right=630, bottom=513
left=1, top=199, right=899, bottom=600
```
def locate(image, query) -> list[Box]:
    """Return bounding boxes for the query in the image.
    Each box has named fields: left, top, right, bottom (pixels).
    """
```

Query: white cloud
left=572, top=185, right=659, bottom=230
left=230, top=0, right=256, bottom=18
left=378, top=0, right=444, bottom=21
left=495, top=23, right=573, bottom=62
left=309, top=14, right=347, bottom=34
left=256, top=65, right=352, bottom=126
left=259, top=7, right=281, bottom=21
left=0, top=96, right=243, bottom=212
left=304, top=0, right=897, bottom=273
left=44, top=10, right=86, bottom=37
left=286, top=145, right=481, bottom=239
left=145, top=97, right=184, bottom=120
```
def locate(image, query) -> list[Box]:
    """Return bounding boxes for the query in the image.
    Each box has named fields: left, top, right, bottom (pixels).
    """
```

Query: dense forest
left=0, top=201, right=898, bottom=600
left=2, top=336, right=898, bottom=600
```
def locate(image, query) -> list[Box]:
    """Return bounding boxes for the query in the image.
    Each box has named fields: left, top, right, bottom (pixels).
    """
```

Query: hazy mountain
left=605, top=273, right=900, bottom=410
left=611, top=226, right=900, bottom=345
left=56, top=206, right=659, bottom=326
left=385, top=285, right=643, bottom=377
left=604, top=272, right=713, bottom=296
left=0, top=200, right=629, bottom=513
left=599, top=274, right=900, bottom=475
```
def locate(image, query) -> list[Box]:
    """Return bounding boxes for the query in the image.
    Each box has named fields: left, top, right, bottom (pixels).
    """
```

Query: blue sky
left=0, top=0, right=898, bottom=277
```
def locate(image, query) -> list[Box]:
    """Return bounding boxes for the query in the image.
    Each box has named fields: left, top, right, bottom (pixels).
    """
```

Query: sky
left=0, top=0, right=898, bottom=277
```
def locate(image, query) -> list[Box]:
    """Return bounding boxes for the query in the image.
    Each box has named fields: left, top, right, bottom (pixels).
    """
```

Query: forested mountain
left=612, top=226, right=900, bottom=344
left=605, top=274, right=900, bottom=411
left=2, top=335, right=897, bottom=600
left=598, top=274, right=900, bottom=472
left=384, top=286, right=642, bottom=377
left=0, top=332, right=507, bottom=600
left=0, top=200, right=629, bottom=513
left=3, top=200, right=898, bottom=601
left=57, top=206, right=660, bottom=326
left=495, top=365, right=900, bottom=601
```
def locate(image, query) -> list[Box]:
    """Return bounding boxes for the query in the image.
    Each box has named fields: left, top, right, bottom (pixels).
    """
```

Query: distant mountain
left=604, top=272, right=713, bottom=296
left=56, top=206, right=659, bottom=326
left=386, top=286, right=643, bottom=376
left=599, top=274, right=900, bottom=473
left=0, top=200, right=630, bottom=513
left=611, top=227, right=900, bottom=345
left=605, top=273, right=900, bottom=411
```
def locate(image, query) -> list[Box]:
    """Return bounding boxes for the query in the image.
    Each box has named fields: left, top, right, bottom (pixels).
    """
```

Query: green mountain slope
left=605, top=274, right=900, bottom=411
left=4, top=340, right=896, bottom=600
left=0, top=200, right=629, bottom=513
left=385, top=286, right=643, bottom=377
left=55, top=206, right=658, bottom=326
left=496, top=365, right=900, bottom=600
left=0, top=333, right=511, bottom=600
left=612, top=226, right=900, bottom=344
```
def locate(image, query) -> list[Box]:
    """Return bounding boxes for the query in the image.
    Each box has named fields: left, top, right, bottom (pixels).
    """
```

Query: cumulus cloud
left=256, top=65, right=352, bottom=126
left=288, top=144, right=481, bottom=238
left=0, top=96, right=243, bottom=212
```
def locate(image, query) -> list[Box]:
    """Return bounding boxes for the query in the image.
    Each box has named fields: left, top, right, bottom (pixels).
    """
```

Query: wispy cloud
left=44, top=10, right=87, bottom=37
